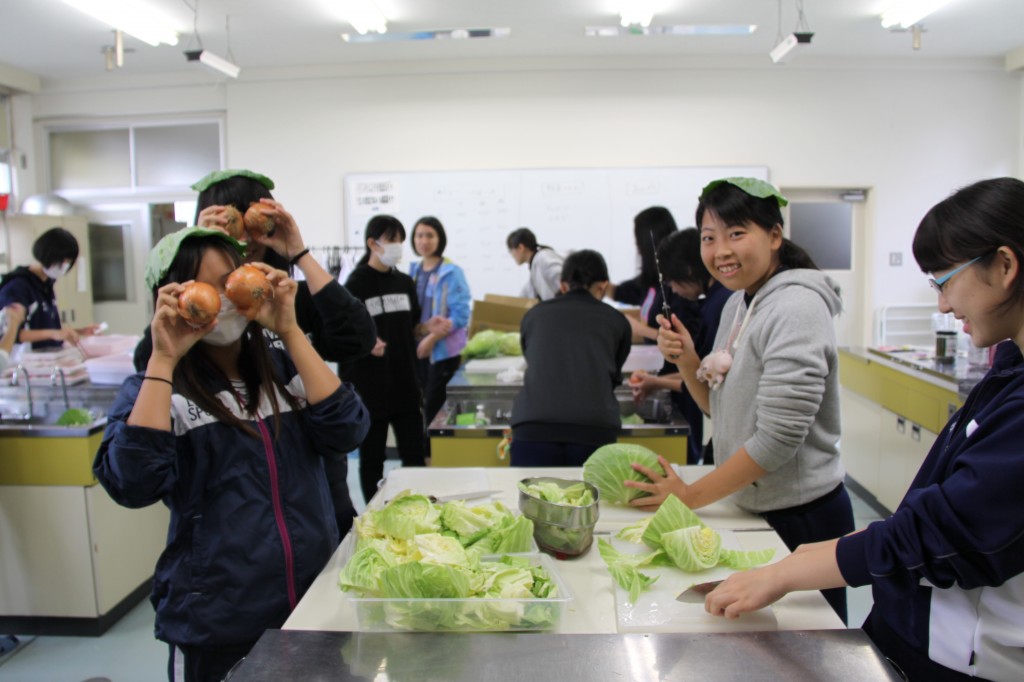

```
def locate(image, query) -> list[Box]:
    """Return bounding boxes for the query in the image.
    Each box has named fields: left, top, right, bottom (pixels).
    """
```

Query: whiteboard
left=343, top=166, right=768, bottom=300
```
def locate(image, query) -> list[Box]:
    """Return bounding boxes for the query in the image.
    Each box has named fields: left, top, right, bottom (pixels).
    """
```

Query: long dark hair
left=914, top=177, right=1024, bottom=313
left=358, top=215, right=406, bottom=266
left=696, top=182, right=818, bottom=271
left=156, top=235, right=300, bottom=438
left=659, top=228, right=711, bottom=289
left=634, top=207, right=678, bottom=288
left=193, top=175, right=289, bottom=272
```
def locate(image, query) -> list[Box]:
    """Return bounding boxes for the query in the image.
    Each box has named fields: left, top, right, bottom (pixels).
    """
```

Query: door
left=81, top=203, right=186, bottom=336
left=780, top=188, right=869, bottom=348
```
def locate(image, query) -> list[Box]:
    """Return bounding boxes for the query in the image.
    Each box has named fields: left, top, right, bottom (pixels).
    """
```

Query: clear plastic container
left=348, top=553, right=572, bottom=632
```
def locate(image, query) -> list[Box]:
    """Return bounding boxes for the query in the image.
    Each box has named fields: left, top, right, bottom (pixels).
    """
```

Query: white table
left=284, top=466, right=843, bottom=634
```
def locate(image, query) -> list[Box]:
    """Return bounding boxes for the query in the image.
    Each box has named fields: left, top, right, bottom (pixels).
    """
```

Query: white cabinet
left=0, top=483, right=168, bottom=621
left=839, top=387, right=881, bottom=493
left=876, top=409, right=937, bottom=511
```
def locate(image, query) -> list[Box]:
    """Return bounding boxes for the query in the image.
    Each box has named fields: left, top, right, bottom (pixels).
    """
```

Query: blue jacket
left=93, top=349, right=370, bottom=647
left=837, top=342, right=1024, bottom=680
left=409, top=258, right=471, bottom=363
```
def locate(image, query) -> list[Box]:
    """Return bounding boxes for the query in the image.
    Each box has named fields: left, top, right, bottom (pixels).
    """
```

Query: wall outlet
left=889, top=252, right=902, bottom=266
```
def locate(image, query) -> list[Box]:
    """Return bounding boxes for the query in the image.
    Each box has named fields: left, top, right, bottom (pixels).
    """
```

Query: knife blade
left=430, top=490, right=503, bottom=503
left=676, top=580, right=724, bottom=604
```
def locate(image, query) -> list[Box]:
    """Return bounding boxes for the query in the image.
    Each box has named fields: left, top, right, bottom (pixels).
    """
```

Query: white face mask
left=202, top=297, right=249, bottom=347
left=375, top=241, right=404, bottom=268
left=44, top=262, right=70, bottom=280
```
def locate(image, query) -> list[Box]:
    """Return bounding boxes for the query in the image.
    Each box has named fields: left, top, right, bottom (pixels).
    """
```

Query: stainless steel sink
left=0, top=401, right=107, bottom=436
left=429, top=388, right=686, bottom=435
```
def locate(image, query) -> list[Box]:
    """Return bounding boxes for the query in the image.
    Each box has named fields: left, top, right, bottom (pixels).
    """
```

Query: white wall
left=24, top=59, right=1024, bottom=345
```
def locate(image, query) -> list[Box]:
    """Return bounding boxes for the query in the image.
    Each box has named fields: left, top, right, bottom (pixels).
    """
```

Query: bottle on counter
left=474, top=404, right=490, bottom=426
left=933, top=313, right=958, bottom=365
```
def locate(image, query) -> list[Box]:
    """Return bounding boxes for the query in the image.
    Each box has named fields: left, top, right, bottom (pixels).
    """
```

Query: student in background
left=95, top=227, right=369, bottom=681
left=506, top=227, right=564, bottom=301
left=344, top=215, right=448, bottom=502
left=646, top=177, right=854, bottom=622
left=606, top=205, right=678, bottom=307
left=409, top=216, right=471, bottom=427
left=509, top=250, right=632, bottom=466
left=133, top=169, right=376, bottom=538
left=0, top=227, right=101, bottom=349
left=629, top=228, right=729, bottom=464
left=703, top=177, right=1024, bottom=682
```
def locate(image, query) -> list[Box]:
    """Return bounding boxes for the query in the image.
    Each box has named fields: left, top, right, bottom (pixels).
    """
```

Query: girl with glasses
left=701, top=177, right=1024, bottom=682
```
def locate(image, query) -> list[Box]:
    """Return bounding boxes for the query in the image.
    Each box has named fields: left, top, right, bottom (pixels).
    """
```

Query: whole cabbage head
left=583, top=443, right=665, bottom=505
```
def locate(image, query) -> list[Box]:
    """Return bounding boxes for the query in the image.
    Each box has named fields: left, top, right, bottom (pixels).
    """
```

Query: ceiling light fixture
left=341, top=0, right=388, bottom=35
left=586, top=24, right=757, bottom=38
left=184, top=50, right=240, bottom=78
left=770, top=0, right=814, bottom=64
left=618, top=1, right=656, bottom=28
left=880, top=0, right=955, bottom=29
left=341, top=28, right=510, bottom=43
left=182, top=5, right=240, bottom=79
left=63, top=0, right=179, bottom=47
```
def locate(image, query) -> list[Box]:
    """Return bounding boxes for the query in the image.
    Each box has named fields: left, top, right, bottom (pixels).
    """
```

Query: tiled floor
left=0, top=462, right=882, bottom=682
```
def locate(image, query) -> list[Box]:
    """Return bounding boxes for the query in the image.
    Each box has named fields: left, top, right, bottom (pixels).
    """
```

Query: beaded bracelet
left=143, top=376, right=173, bottom=387
left=289, top=248, right=310, bottom=266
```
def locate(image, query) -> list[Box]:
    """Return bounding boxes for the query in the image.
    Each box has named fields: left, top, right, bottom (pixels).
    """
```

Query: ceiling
left=1, top=0, right=1024, bottom=84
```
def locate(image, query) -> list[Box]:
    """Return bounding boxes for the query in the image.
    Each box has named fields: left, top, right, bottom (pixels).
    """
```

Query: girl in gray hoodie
left=632, top=177, right=854, bottom=622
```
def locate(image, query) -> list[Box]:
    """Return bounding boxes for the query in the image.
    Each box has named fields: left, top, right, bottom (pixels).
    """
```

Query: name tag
left=366, top=294, right=411, bottom=317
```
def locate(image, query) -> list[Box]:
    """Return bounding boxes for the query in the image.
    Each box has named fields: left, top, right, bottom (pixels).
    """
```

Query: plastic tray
left=348, top=553, right=573, bottom=632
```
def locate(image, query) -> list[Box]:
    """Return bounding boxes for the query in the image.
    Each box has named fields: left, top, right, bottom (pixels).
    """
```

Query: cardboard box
left=483, top=293, right=537, bottom=309
left=468, top=298, right=537, bottom=338
left=620, top=307, right=647, bottom=344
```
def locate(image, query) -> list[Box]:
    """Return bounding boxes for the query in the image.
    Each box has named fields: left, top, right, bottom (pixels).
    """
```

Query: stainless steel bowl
left=518, top=477, right=600, bottom=557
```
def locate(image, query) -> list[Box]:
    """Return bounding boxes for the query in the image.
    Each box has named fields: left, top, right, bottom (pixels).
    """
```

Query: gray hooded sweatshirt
left=709, top=269, right=845, bottom=513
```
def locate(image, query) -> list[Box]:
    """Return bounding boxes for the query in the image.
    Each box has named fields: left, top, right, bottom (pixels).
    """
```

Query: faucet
left=51, top=366, right=70, bottom=411
left=9, top=364, right=33, bottom=420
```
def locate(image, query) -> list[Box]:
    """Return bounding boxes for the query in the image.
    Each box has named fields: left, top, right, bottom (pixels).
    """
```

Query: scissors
left=650, top=230, right=672, bottom=322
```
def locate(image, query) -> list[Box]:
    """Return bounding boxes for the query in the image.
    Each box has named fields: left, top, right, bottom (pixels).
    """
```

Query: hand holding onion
left=151, top=282, right=215, bottom=363
left=197, top=205, right=246, bottom=241
left=227, top=262, right=297, bottom=335
left=242, top=199, right=307, bottom=263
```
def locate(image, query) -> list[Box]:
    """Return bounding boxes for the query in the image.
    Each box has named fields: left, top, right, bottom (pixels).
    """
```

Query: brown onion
left=221, top=205, right=246, bottom=241
left=244, top=203, right=276, bottom=239
left=225, top=264, right=273, bottom=319
left=177, top=281, right=221, bottom=327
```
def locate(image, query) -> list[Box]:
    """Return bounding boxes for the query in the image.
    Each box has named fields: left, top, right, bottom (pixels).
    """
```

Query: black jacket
left=511, top=290, right=632, bottom=445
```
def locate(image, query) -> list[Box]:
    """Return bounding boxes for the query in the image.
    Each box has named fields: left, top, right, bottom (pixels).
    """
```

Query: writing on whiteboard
left=354, top=180, right=399, bottom=214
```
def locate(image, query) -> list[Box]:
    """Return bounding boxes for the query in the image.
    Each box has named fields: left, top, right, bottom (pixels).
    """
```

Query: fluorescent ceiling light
left=342, top=28, right=510, bottom=43
left=184, top=50, right=240, bottom=78
left=586, top=24, right=757, bottom=38
left=880, top=0, right=956, bottom=29
left=619, top=1, right=656, bottom=28
left=340, top=0, right=388, bottom=35
left=63, top=0, right=179, bottom=47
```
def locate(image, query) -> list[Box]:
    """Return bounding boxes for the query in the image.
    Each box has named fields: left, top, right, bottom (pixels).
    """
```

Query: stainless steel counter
left=843, top=346, right=988, bottom=401
left=230, top=629, right=900, bottom=681
left=0, top=381, right=121, bottom=436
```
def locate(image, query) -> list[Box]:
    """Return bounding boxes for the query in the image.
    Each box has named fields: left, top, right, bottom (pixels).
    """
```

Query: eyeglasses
left=928, top=256, right=983, bottom=294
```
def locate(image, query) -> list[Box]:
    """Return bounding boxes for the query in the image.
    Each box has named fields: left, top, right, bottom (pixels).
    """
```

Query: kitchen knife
left=676, top=580, right=724, bottom=604
left=430, top=490, right=503, bottom=503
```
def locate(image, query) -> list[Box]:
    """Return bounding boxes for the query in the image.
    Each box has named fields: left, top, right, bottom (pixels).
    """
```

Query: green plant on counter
left=582, top=443, right=664, bottom=505
left=598, top=496, right=776, bottom=602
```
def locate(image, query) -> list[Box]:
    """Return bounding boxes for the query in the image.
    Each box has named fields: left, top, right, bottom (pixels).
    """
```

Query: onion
left=177, top=281, right=221, bottom=327
left=222, top=206, right=246, bottom=241
left=244, top=203, right=276, bottom=239
left=225, top=264, right=273, bottom=319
